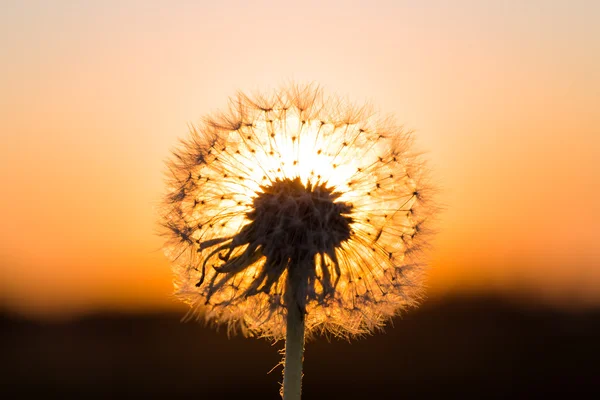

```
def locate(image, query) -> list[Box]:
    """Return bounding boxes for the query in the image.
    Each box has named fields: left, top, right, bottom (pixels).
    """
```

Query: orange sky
left=1, top=1, right=599, bottom=317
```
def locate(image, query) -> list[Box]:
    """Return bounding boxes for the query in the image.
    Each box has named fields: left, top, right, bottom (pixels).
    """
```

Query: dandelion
left=160, top=84, right=436, bottom=399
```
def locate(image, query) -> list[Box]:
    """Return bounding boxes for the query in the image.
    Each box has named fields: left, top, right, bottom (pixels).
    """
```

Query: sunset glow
left=1, top=1, right=599, bottom=318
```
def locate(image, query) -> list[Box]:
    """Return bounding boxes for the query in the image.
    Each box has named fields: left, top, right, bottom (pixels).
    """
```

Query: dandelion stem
left=282, top=282, right=305, bottom=400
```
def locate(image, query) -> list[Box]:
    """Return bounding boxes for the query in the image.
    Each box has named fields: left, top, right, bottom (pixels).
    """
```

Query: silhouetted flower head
left=161, top=84, right=436, bottom=339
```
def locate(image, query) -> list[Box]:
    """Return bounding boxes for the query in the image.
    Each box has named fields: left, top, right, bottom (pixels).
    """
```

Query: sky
left=1, top=0, right=599, bottom=318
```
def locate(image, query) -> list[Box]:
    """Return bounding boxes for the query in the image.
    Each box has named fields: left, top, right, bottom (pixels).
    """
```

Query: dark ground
left=1, top=295, right=599, bottom=399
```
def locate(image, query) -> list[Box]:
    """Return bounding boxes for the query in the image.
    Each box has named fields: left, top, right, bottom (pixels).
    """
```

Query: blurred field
left=2, top=295, right=598, bottom=399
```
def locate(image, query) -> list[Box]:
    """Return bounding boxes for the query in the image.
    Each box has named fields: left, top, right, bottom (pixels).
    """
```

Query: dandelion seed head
left=161, top=84, right=436, bottom=339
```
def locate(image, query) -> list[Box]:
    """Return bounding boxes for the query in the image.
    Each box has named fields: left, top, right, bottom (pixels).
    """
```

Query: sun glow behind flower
left=162, top=85, right=435, bottom=339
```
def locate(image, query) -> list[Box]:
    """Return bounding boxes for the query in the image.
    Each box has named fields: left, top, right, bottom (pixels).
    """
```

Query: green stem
left=282, top=294, right=305, bottom=400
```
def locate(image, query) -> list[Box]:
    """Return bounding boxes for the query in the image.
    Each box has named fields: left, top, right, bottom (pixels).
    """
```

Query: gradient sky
left=1, top=0, right=599, bottom=317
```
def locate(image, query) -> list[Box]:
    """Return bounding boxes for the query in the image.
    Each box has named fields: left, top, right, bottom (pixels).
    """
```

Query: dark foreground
left=1, top=295, right=599, bottom=399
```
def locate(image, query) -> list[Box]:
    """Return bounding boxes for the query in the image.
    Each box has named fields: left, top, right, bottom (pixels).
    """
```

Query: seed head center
left=249, top=177, right=353, bottom=261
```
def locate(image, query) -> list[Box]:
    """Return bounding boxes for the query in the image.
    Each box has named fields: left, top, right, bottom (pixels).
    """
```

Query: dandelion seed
left=160, top=84, right=437, bottom=400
